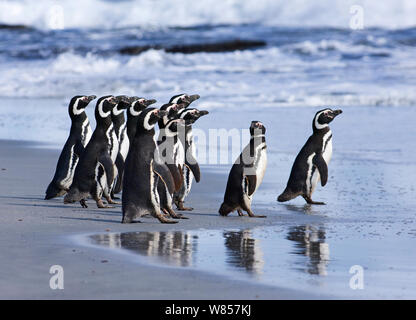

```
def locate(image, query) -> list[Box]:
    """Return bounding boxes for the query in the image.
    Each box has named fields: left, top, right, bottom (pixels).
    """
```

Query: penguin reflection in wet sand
left=278, top=108, right=342, bottom=205
left=64, top=96, right=121, bottom=208
left=219, top=121, right=267, bottom=218
left=122, top=108, right=178, bottom=224
left=45, top=95, right=96, bottom=200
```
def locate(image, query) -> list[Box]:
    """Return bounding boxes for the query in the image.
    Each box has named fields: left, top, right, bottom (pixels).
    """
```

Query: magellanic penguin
left=156, top=103, right=187, bottom=219
left=277, top=108, right=342, bottom=205
left=45, top=95, right=96, bottom=200
left=64, top=95, right=122, bottom=208
left=109, top=96, right=137, bottom=197
left=219, top=121, right=267, bottom=218
left=173, top=107, right=209, bottom=211
left=122, top=107, right=178, bottom=224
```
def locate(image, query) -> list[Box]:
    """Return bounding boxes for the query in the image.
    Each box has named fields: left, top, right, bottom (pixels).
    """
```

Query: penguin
left=277, top=108, right=342, bottom=205
left=64, top=96, right=121, bottom=208
left=173, top=107, right=209, bottom=211
left=109, top=96, right=137, bottom=197
left=219, top=121, right=267, bottom=218
left=45, top=95, right=96, bottom=200
left=156, top=103, right=188, bottom=219
left=126, top=98, right=157, bottom=144
left=122, top=107, right=178, bottom=224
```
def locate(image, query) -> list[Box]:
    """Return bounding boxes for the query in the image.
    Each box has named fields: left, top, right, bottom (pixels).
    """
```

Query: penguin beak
left=332, top=109, right=343, bottom=117
left=188, top=94, right=200, bottom=103
left=144, top=99, right=157, bottom=106
left=87, top=95, right=96, bottom=102
left=199, top=110, right=209, bottom=117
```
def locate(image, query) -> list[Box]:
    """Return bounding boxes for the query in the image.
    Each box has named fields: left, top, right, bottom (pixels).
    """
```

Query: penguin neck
left=111, top=114, right=125, bottom=128
left=313, top=126, right=331, bottom=136
left=249, top=134, right=266, bottom=157
left=70, top=112, right=87, bottom=127
left=95, top=116, right=112, bottom=130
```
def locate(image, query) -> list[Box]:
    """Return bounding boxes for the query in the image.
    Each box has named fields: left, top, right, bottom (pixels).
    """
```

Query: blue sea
left=0, top=0, right=415, bottom=143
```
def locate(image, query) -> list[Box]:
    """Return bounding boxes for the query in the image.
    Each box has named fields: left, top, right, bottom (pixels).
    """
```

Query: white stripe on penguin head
left=112, top=103, right=124, bottom=116
left=143, top=109, right=157, bottom=130
left=98, top=97, right=112, bottom=118
left=314, top=110, right=329, bottom=130
left=171, top=94, right=186, bottom=104
left=72, top=98, right=83, bottom=115
left=129, top=99, right=145, bottom=116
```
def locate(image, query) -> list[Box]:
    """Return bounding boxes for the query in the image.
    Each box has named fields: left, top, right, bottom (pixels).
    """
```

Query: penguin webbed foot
left=303, top=195, right=326, bottom=205
left=156, top=214, right=178, bottom=224
left=246, top=208, right=267, bottom=218
left=96, top=199, right=114, bottom=209
left=175, top=201, right=193, bottom=211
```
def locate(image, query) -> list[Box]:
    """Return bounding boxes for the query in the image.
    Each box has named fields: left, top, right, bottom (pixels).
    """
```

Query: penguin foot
left=106, top=198, right=120, bottom=205
left=303, top=196, right=326, bottom=205
left=168, top=208, right=189, bottom=219
left=80, top=199, right=88, bottom=208
left=96, top=200, right=114, bottom=209
left=176, top=201, right=193, bottom=211
left=237, top=209, right=245, bottom=216
left=156, top=214, right=178, bottom=224
left=246, top=209, right=266, bottom=218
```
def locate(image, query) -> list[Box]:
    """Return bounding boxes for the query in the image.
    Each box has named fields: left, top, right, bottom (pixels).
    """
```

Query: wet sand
left=0, top=105, right=415, bottom=299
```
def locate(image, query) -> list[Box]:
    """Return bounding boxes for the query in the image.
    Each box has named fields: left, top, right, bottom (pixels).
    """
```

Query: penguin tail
left=45, top=182, right=61, bottom=200
left=277, top=188, right=298, bottom=202
left=218, top=202, right=234, bottom=216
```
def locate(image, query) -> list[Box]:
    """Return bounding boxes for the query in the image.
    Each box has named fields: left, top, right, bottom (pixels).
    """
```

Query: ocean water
left=0, top=1, right=415, bottom=144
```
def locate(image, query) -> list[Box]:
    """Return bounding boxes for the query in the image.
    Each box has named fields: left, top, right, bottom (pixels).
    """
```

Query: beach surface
left=0, top=106, right=415, bottom=300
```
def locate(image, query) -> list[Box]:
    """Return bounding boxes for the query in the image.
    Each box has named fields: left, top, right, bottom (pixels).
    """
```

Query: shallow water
left=88, top=224, right=416, bottom=299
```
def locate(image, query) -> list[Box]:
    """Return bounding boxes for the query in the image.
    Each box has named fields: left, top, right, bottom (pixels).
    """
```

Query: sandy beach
left=0, top=105, right=415, bottom=300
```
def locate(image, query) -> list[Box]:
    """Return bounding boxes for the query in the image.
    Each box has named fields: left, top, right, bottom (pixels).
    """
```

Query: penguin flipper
left=73, top=141, right=85, bottom=157
left=113, top=153, right=124, bottom=194
left=313, top=153, right=328, bottom=186
left=245, top=174, right=257, bottom=196
left=98, top=153, right=115, bottom=189
left=185, top=159, right=201, bottom=183
left=166, top=163, right=183, bottom=192
left=153, top=162, right=175, bottom=195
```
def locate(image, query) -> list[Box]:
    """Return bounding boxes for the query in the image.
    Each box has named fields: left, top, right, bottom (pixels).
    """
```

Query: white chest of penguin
left=322, top=130, right=333, bottom=164
left=254, top=143, right=267, bottom=190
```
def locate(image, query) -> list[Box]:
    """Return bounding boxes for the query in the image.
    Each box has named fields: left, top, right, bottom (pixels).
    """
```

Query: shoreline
left=0, top=139, right=325, bottom=299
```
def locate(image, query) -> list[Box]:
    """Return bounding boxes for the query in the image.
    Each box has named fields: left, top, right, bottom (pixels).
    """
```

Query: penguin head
left=164, top=118, right=186, bottom=136
left=169, top=93, right=200, bottom=107
left=137, top=107, right=168, bottom=132
left=178, top=108, right=209, bottom=125
left=68, top=95, right=96, bottom=117
left=250, top=121, right=266, bottom=136
left=129, top=97, right=157, bottom=117
left=112, top=95, right=131, bottom=117
left=313, top=108, right=343, bottom=131
left=158, top=103, right=186, bottom=128
left=95, top=95, right=118, bottom=120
